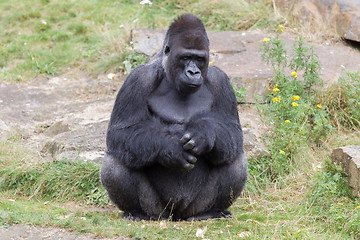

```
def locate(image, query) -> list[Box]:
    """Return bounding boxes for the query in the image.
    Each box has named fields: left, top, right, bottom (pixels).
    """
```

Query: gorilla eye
left=181, top=56, right=189, bottom=61
left=197, top=57, right=204, bottom=62
left=164, top=46, right=170, bottom=55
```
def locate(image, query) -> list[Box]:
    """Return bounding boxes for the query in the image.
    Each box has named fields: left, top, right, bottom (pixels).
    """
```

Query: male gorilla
left=100, top=14, right=247, bottom=221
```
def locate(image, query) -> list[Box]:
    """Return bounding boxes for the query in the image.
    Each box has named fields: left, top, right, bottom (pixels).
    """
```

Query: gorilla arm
left=106, top=63, right=196, bottom=170
left=181, top=66, right=244, bottom=165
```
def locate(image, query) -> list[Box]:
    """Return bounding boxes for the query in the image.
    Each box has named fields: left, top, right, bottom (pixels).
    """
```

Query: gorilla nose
left=186, top=69, right=201, bottom=81
left=187, top=69, right=200, bottom=76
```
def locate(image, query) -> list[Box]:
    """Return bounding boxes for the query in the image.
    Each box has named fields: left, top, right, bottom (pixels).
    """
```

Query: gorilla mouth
left=187, top=83, right=201, bottom=88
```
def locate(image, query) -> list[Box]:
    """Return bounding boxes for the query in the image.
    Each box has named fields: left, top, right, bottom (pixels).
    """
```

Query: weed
left=257, top=25, right=332, bottom=182
left=232, top=85, right=247, bottom=103
left=96, top=43, right=148, bottom=75
left=309, top=160, right=360, bottom=238
left=0, top=136, right=108, bottom=205
left=322, top=71, right=360, bottom=131
left=0, top=158, right=108, bottom=205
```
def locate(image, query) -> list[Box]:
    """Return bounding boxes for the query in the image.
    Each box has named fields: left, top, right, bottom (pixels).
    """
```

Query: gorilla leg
left=100, top=154, right=165, bottom=220
left=185, top=154, right=247, bottom=221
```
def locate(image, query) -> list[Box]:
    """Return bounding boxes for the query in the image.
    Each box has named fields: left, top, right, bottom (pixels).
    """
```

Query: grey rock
left=132, top=28, right=165, bottom=56
left=131, top=28, right=360, bottom=104
left=332, top=145, right=360, bottom=197
left=42, top=141, right=64, bottom=158
left=44, top=121, right=71, bottom=137
left=282, top=0, right=360, bottom=42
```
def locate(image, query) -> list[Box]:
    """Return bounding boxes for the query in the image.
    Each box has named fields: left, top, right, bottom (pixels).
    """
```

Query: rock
left=44, top=121, right=71, bottom=137
left=131, top=28, right=165, bottom=56
left=131, top=28, right=360, bottom=103
left=0, top=119, right=9, bottom=131
left=281, top=0, right=360, bottom=42
left=41, top=141, right=64, bottom=158
left=239, top=105, right=268, bottom=158
left=332, top=145, right=360, bottom=197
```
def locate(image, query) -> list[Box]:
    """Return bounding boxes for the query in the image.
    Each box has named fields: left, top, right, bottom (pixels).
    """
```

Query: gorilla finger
left=182, top=162, right=195, bottom=171
left=185, top=153, right=197, bottom=164
left=180, top=132, right=192, bottom=144
left=191, top=147, right=201, bottom=155
left=183, top=139, right=195, bottom=150
left=191, top=145, right=207, bottom=155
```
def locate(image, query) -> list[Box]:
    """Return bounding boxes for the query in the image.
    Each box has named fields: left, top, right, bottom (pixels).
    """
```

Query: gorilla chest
left=148, top=84, right=213, bottom=123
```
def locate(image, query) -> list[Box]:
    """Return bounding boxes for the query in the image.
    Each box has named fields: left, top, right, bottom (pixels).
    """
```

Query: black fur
left=100, top=14, right=247, bottom=221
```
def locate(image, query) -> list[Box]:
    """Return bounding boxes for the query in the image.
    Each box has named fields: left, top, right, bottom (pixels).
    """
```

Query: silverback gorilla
left=100, top=14, right=247, bottom=221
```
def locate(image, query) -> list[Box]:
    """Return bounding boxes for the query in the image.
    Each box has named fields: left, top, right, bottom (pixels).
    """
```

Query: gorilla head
left=162, top=14, right=210, bottom=95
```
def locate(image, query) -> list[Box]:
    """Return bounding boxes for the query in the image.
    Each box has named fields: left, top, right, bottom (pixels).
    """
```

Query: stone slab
left=332, top=145, right=360, bottom=197
left=281, top=0, right=360, bottom=42
left=132, top=28, right=360, bottom=103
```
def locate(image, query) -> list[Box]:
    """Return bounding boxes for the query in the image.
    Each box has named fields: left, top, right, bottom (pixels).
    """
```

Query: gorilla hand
left=160, top=144, right=197, bottom=170
left=180, top=124, right=216, bottom=156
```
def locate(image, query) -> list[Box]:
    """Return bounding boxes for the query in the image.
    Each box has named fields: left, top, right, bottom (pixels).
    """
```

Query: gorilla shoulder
left=206, top=65, right=231, bottom=86
left=124, top=58, right=164, bottom=89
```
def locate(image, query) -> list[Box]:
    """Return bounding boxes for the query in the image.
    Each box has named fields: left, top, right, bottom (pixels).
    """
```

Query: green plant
left=96, top=43, right=148, bottom=75
left=322, top=71, right=360, bottom=131
left=121, top=43, right=148, bottom=74
left=309, top=160, right=360, bottom=238
left=0, top=157, right=108, bottom=205
left=232, top=85, right=247, bottom=102
left=257, top=25, right=332, bottom=181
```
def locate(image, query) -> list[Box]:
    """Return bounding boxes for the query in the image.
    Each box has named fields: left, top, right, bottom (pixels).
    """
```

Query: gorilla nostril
left=187, top=70, right=200, bottom=76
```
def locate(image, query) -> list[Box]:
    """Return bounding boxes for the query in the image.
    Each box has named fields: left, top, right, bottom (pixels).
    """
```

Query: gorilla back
left=100, top=14, right=247, bottom=221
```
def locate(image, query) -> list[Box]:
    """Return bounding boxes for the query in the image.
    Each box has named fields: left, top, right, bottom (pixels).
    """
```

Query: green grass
left=1, top=132, right=360, bottom=239
left=0, top=0, right=280, bottom=81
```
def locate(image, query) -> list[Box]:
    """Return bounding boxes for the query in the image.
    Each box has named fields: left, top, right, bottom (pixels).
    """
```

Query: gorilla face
left=163, top=27, right=209, bottom=95
left=169, top=47, right=208, bottom=95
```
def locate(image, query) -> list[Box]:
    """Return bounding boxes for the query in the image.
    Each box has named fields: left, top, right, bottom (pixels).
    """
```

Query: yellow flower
left=263, top=37, right=270, bottom=42
left=209, top=61, right=213, bottom=66
left=357, top=206, right=360, bottom=209
left=292, top=102, right=299, bottom=107
left=285, top=120, right=291, bottom=123
left=293, top=28, right=297, bottom=31
left=274, top=85, right=278, bottom=88
left=272, top=87, right=280, bottom=92
left=278, top=25, right=284, bottom=32
left=272, top=97, right=280, bottom=103
left=291, top=71, right=298, bottom=78
left=317, top=104, right=322, bottom=109
left=337, top=203, right=344, bottom=206
left=292, top=95, right=300, bottom=101
left=279, top=150, right=285, bottom=155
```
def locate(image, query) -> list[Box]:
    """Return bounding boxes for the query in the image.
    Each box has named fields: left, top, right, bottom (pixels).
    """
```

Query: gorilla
left=100, top=14, right=247, bottom=221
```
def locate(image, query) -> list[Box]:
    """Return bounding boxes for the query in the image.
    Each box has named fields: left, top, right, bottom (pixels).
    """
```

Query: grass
left=1, top=133, right=360, bottom=239
left=0, top=0, right=280, bottom=81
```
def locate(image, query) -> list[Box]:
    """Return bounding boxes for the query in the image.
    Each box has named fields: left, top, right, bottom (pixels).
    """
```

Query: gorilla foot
left=123, top=211, right=170, bottom=221
left=186, top=210, right=233, bottom=221
left=123, top=211, right=152, bottom=221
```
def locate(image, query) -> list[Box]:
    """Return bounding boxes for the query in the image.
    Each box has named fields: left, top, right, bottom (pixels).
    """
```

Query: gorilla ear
left=164, top=46, right=170, bottom=55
